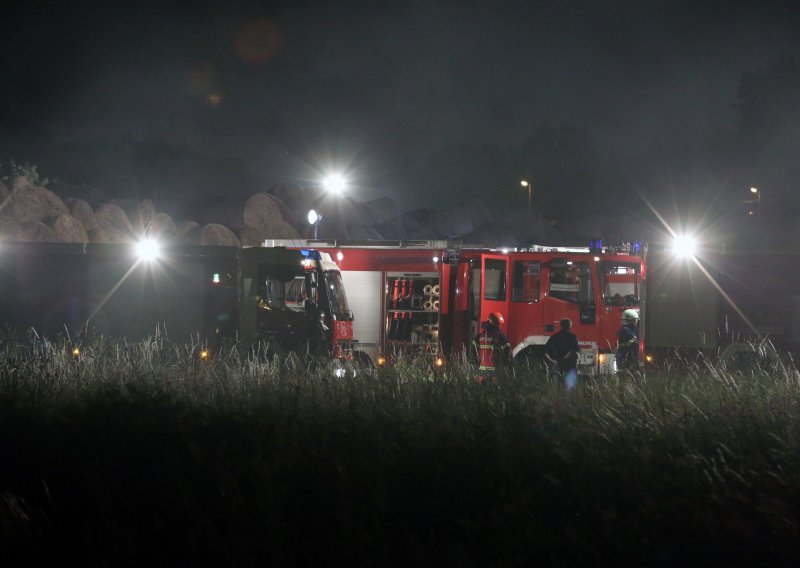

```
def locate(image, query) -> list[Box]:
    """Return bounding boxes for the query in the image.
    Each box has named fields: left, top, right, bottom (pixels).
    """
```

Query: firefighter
left=473, top=312, right=511, bottom=383
left=545, top=318, right=580, bottom=389
left=616, top=309, right=640, bottom=371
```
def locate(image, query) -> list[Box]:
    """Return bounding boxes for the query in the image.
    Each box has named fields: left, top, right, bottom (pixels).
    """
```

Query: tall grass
left=0, top=334, right=799, bottom=565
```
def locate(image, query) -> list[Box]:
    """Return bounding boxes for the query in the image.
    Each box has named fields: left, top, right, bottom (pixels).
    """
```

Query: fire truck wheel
left=719, top=341, right=780, bottom=373
left=354, top=352, right=374, bottom=370
left=513, top=346, right=548, bottom=374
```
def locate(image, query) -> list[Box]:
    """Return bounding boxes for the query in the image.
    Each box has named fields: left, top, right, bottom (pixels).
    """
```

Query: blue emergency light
left=589, top=239, right=603, bottom=253
left=299, top=249, right=322, bottom=260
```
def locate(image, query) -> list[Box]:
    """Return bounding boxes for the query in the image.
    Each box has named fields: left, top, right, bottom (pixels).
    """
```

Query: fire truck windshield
left=599, top=262, right=641, bottom=306
left=322, top=271, right=352, bottom=320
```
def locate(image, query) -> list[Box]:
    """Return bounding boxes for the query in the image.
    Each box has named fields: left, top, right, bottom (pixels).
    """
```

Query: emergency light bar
left=299, top=249, right=323, bottom=260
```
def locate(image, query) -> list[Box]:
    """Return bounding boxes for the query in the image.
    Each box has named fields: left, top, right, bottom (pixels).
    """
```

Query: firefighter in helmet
left=616, top=308, right=640, bottom=371
left=473, top=312, right=511, bottom=383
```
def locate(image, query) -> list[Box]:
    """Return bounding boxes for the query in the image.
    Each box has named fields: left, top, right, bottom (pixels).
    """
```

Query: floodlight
left=323, top=174, right=347, bottom=196
left=307, top=209, right=319, bottom=225
left=671, top=235, right=697, bottom=258
left=135, top=239, right=160, bottom=261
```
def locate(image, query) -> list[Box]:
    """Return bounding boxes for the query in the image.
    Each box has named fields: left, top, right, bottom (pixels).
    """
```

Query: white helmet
left=621, top=309, right=640, bottom=323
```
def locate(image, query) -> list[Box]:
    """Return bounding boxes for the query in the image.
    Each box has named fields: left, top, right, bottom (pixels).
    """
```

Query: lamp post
left=520, top=180, right=531, bottom=212
left=307, top=209, right=322, bottom=239
left=747, top=186, right=761, bottom=216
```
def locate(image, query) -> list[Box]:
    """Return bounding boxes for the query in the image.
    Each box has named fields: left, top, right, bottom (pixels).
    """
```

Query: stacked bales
left=95, top=204, right=134, bottom=243
left=200, top=223, right=240, bottom=247
left=176, top=221, right=201, bottom=245
left=50, top=213, right=89, bottom=243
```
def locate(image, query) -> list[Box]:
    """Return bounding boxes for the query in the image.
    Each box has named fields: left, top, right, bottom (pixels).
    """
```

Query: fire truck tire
left=719, top=341, right=780, bottom=373
left=354, top=351, right=374, bottom=370
left=513, top=346, right=549, bottom=373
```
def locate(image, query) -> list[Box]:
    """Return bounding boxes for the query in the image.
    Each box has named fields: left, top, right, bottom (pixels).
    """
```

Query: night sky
left=2, top=0, right=799, bottom=232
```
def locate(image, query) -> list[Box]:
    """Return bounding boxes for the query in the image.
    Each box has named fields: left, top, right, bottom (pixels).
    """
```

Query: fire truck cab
left=270, top=239, right=646, bottom=374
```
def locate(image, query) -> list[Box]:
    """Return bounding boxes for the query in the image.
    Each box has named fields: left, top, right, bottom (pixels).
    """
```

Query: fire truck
left=0, top=241, right=354, bottom=358
left=265, top=239, right=646, bottom=374
left=645, top=239, right=800, bottom=366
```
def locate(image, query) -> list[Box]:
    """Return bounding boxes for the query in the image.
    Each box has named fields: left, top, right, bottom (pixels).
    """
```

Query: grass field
left=1, top=335, right=799, bottom=566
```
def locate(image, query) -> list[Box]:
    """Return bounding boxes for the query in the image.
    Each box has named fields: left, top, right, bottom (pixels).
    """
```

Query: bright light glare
left=750, top=187, right=758, bottom=194
left=135, top=239, right=160, bottom=261
left=307, top=209, right=319, bottom=225
left=672, top=235, right=697, bottom=258
left=520, top=180, right=529, bottom=187
left=323, top=174, right=347, bottom=196
left=336, top=252, right=344, bottom=261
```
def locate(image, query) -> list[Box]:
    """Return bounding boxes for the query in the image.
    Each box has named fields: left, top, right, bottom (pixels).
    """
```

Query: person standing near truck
left=473, top=312, right=511, bottom=383
left=616, top=309, right=640, bottom=372
left=545, top=318, right=580, bottom=390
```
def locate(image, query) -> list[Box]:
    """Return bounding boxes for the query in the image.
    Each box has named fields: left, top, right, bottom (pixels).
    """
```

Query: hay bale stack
left=349, top=225, right=384, bottom=240
left=110, top=198, right=152, bottom=233
left=95, top=204, right=134, bottom=242
left=375, top=219, right=407, bottom=240
left=176, top=221, right=201, bottom=243
left=40, top=188, right=69, bottom=219
left=462, top=224, right=519, bottom=247
left=6, top=177, right=49, bottom=223
left=0, top=216, right=22, bottom=240
left=49, top=213, right=89, bottom=243
left=149, top=212, right=177, bottom=239
left=361, top=197, right=400, bottom=227
left=87, top=227, right=110, bottom=243
left=0, top=181, right=9, bottom=207
left=267, top=182, right=309, bottom=211
left=20, top=221, right=57, bottom=242
left=196, top=197, right=248, bottom=231
left=69, top=199, right=98, bottom=232
left=200, top=223, right=240, bottom=247
left=431, top=208, right=474, bottom=238
left=400, top=209, right=436, bottom=240
left=243, top=193, right=284, bottom=229
left=467, top=200, right=496, bottom=228
left=239, top=220, right=302, bottom=246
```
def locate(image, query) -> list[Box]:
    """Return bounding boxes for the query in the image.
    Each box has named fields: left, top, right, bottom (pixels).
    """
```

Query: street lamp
left=307, top=209, right=322, bottom=239
left=323, top=174, right=347, bottom=197
left=520, top=180, right=531, bottom=211
left=746, top=186, right=761, bottom=215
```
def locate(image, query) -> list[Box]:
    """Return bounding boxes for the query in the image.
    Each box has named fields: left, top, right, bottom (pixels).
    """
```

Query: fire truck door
left=543, top=258, right=596, bottom=336
left=479, top=255, right=510, bottom=336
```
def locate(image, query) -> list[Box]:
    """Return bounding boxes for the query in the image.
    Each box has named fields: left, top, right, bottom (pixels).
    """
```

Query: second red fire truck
left=266, top=239, right=646, bottom=374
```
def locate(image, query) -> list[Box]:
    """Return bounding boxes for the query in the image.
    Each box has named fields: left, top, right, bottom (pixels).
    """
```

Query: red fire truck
left=265, top=239, right=646, bottom=374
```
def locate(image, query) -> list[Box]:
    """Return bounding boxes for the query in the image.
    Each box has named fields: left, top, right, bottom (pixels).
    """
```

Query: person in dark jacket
left=616, top=309, right=640, bottom=372
left=545, top=318, right=580, bottom=389
left=473, top=312, right=511, bottom=383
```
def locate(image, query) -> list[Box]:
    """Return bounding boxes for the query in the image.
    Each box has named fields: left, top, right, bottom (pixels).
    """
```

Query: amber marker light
left=377, top=356, right=387, bottom=366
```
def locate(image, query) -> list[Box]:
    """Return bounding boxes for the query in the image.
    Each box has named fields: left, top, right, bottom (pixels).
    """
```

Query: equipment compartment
left=385, top=272, right=440, bottom=347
